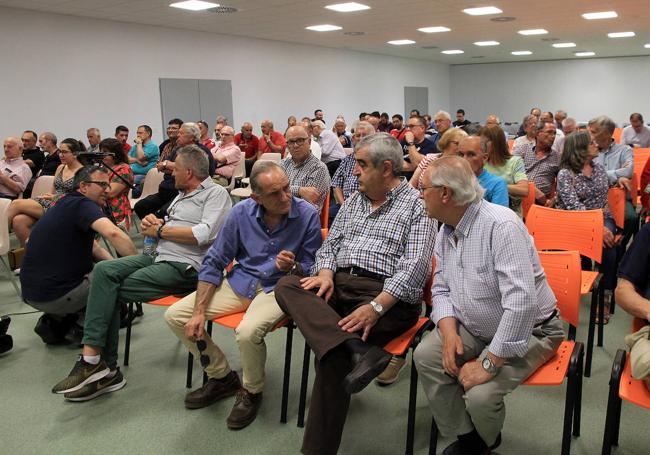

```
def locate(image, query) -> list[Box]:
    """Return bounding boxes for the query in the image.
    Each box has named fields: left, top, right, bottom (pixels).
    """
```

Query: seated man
left=401, top=116, right=438, bottom=178
left=621, top=112, right=650, bottom=148
left=274, top=133, right=436, bottom=455
left=282, top=126, right=330, bottom=214
left=51, top=146, right=231, bottom=401
left=414, top=156, right=563, bottom=455
left=165, top=161, right=322, bottom=428
left=21, top=166, right=137, bottom=345
left=457, top=136, right=509, bottom=207
left=0, top=137, right=32, bottom=199
left=128, top=124, right=159, bottom=196
left=211, top=126, right=241, bottom=186
left=257, top=120, right=286, bottom=159
left=616, top=223, right=650, bottom=391
left=235, top=122, right=259, bottom=176
left=312, top=120, right=346, bottom=177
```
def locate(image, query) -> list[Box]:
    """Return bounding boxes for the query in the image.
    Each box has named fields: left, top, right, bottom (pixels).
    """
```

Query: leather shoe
left=227, top=389, right=263, bottom=429
left=184, top=371, right=240, bottom=409
left=442, top=432, right=501, bottom=455
left=342, top=345, right=392, bottom=394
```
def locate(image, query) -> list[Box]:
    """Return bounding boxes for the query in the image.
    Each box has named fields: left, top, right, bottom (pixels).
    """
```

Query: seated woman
left=555, top=131, right=618, bottom=323
left=481, top=124, right=529, bottom=216
left=99, top=138, right=134, bottom=230
left=7, top=138, right=84, bottom=245
left=409, top=127, right=467, bottom=188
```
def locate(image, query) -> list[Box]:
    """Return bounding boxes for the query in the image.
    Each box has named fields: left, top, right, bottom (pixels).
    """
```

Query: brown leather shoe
left=184, top=371, right=241, bottom=409
left=226, top=389, right=263, bottom=430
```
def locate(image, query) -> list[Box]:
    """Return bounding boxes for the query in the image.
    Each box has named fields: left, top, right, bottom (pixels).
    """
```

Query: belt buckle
left=349, top=267, right=359, bottom=277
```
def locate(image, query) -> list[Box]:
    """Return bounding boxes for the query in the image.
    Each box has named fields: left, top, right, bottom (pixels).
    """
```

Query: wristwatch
left=157, top=225, right=165, bottom=239
left=369, top=300, right=384, bottom=316
left=481, top=355, right=500, bottom=376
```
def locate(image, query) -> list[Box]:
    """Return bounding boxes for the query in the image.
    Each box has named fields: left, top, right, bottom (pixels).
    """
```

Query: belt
left=535, top=309, right=558, bottom=327
left=337, top=267, right=388, bottom=282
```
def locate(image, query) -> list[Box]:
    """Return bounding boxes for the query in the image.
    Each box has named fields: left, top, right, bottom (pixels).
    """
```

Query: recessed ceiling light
left=552, top=42, right=576, bottom=48
left=608, top=31, right=635, bottom=38
left=387, top=40, right=416, bottom=45
left=418, top=26, right=451, bottom=33
left=511, top=51, right=532, bottom=56
left=518, top=29, right=548, bottom=35
left=441, top=50, right=464, bottom=55
left=474, top=41, right=500, bottom=46
left=575, top=51, right=595, bottom=57
left=169, top=1, right=219, bottom=11
left=462, top=6, right=503, bottom=16
left=582, top=11, right=618, bottom=20
left=306, top=24, right=342, bottom=32
left=645, top=44, right=650, bottom=49
left=325, top=2, right=370, bottom=12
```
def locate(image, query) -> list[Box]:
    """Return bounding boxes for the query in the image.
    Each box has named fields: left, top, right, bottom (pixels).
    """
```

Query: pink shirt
left=214, top=142, right=241, bottom=179
left=0, top=157, right=32, bottom=197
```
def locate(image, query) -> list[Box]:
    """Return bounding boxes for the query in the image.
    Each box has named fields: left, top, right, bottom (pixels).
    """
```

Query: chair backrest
left=507, top=139, right=514, bottom=151
left=525, top=205, right=603, bottom=264
left=139, top=168, right=165, bottom=200
left=226, top=151, right=246, bottom=192
left=320, top=191, right=330, bottom=228
left=522, top=181, right=536, bottom=219
left=612, top=127, right=623, bottom=144
left=0, top=199, right=12, bottom=255
left=607, top=187, right=626, bottom=229
left=538, top=250, right=581, bottom=329
left=259, top=153, right=282, bottom=162
left=633, top=148, right=650, bottom=174
left=321, top=228, right=328, bottom=241
left=30, top=175, right=55, bottom=200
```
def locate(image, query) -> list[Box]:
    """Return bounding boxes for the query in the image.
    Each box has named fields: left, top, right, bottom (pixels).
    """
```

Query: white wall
left=0, top=7, right=450, bottom=146
left=450, top=56, right=650, bottom=126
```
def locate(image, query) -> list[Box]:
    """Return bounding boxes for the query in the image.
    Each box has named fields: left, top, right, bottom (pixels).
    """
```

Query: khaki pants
left=164, top=278, right=285, bottom=393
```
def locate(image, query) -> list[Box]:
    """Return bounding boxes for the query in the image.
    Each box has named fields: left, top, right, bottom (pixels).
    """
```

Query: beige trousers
left=164, top=278, right=286, bottom=393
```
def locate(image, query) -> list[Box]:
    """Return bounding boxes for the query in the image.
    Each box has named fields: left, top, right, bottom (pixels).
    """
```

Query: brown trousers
left=274, top=273, right=419, bottom=455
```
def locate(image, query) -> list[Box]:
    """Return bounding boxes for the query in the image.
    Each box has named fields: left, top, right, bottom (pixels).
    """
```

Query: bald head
left=261, top=120, right=274, bottom=135
left=4, top=136, right=23, bottom=159
left=485, top=115, right=500, bottom=126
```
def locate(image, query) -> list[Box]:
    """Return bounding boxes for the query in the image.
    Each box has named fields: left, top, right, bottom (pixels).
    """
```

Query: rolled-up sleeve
left=198, top=209, right=238, bottom=287
left=191, top=187, right=232, bottom=246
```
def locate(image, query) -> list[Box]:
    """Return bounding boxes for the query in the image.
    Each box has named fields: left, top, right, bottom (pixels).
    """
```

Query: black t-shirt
left=41, top=151, right=62, bottom=176
left=618, top=223, right=650, bottom=299
left=400, top=136, right=438, bottom=158
left=20, top=192, right=105, bottom=302
left=22, top=148, right=45, bottom=175
left=453, top=119, right=471, bottom=127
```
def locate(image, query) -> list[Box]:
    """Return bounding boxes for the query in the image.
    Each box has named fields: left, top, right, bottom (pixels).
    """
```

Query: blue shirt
left=477, top=169, right=509, bottom=207
left=198, top=197, right=323, bottom=299
left=129, top=141, right=159, bottom=175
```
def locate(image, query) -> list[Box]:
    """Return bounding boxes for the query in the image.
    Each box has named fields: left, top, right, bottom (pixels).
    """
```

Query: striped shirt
left=331, top=153, right=358, bottom=199
left=282, top=153, right=331, bottom=214
left=512, top=142, right=560, bottom=196
left=431, top=199, right=557, bottom=358
left=314, top=179, right=436, bottom=305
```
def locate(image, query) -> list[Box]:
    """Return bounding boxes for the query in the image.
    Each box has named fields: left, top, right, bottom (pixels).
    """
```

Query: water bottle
left=143, top=235, right=158, bottom=258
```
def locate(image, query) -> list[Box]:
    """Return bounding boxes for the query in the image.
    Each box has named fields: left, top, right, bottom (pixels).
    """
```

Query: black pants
left=133, top=187, right=177, bottom=219
left=326, top=160, right=342, bottom=179
left=274, top=273, right=419, bottom=455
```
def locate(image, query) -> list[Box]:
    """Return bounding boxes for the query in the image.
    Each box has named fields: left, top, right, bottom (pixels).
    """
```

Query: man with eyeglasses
left=165, top=160, right=321, bottom=428
left=401, top=116, right=438, bottom=178
left=282, top=126, right=331, bottom=214
left=212, top=126, right=241, bottom=186
left=52, top=146, right=231, bottom=401
left=21, top=166, right=137, bottom=345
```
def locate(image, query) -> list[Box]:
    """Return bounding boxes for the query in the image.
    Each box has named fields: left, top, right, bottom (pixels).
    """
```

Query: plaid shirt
left=314, top=179, right=436, bottom=305
left=282, top=153, right=331, bottom=214
left=431, top=200, right=557, bottom=358
left=331, top=153, right=358, bottom=199
left=512, top=141, right=560, bottom=196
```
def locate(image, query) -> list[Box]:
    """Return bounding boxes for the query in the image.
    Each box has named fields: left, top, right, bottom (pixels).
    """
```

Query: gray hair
left=522, top=114, right=537, bottom=126
left=181, top=122, right=202, bottom=142
left=536, top=119, right=556, bottom=132
left=427, top=156, right=484, bottom=205
left=177, top=145, right=209, bottom=180
left=250, top=160, right=286, bottom=195
left=588, top=115, right=616, bottom=135
left=356, top=132, right=403, bottom=176
left=355, top=121, right=375, bottom=135
left=311, top=120, right=326, bottom=129
left=435, top=110, right=451, bottom=121
left=42, top=131, right=57, bottom=145
left=86, top=127, right=100, bottom=135
left=562, top=117, right=577, bottom=129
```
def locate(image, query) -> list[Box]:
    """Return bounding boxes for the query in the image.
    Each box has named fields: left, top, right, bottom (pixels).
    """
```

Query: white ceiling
left=2, top=0, right=649, bottom=64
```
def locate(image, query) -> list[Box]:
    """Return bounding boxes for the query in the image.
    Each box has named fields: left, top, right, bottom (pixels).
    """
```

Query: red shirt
left=123, top=143, right=132, bottom=153
left=201, top=137, right=216, bottom=150
left=641, top=157, right=650, bottom=210
left=234, top=133, right=259, bottom=159
left=390, top=128, right=409, bottom=142
left=257, top=131, right=286, bottom=157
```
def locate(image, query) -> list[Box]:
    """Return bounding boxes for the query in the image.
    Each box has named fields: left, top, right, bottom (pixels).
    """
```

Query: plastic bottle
left=143, top=235, right=158, bottom=258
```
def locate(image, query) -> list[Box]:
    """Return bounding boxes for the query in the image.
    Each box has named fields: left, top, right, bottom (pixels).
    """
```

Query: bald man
left=0, top=137, right=32, bottom=199
left=212, top=126, right=242, bottom=186
left=235, top=122, right=259, bottom=176
left=257, top=120, right=286, bottom=159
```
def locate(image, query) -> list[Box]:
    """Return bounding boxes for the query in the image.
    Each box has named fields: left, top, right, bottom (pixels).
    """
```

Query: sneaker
left=184, top=371, right=241, bottom=409
left=52, top=355, right=110, bottom=394
left=64, top=368, right=126, bottom=402
left=227, top=389, right=263, bottom=430
left=375, top=356, right=406, bottom=386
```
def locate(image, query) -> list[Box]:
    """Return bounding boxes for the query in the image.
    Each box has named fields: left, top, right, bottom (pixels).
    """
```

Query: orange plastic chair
left=607, top=188, right=626, bottom=241
left=633, top=148, right=650, bottom=174
left=612, top=127, right=623, bottom=144
left=525, top=205, right=605, bottom=377
left=522, top=181, right=536, bottom=219
left=321, top=228, right=328, bottom=241
left=320, top=191, right=330, bottom=229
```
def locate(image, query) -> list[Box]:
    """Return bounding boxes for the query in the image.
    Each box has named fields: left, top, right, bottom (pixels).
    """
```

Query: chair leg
left=297, top=340, right=311, bottom=428
left=601, top=350, right=625, bottom=455
left=609, top=290, right=616, bottom=315
left=203, top=321, right=213, bottom=386
left=573, top=346, right=584, bottom=437
left=429, top=417, right=439, bottom=455
left=405, top=354, right=418, bottom=455
left=280, top=323, right=294, bottom=424
left=585, top=286, right=598, bottom=377
left=0, top=256, right=20, bottom=297
left=186, top=352, right=194, bottom=389
left=123, top=302, right=133, bottom=366
left=597, top=284, right=605, bottom=347
left=561, top=360, right=577, bottom=454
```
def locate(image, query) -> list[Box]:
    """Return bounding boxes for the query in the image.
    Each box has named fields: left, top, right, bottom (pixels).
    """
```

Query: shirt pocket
left=465, top=265, right=500, bottom=301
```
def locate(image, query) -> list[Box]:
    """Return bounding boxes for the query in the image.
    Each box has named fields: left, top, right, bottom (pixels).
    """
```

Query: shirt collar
left=449, top=199, right=482, bottom=240
left=253, top=196, right=301, bottom=220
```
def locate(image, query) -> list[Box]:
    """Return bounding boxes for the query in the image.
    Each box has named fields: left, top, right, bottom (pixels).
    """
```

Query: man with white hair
left=211, top=125, right=241, bottom=187
left=513, top=115, right=538, bottom=149
left=334, top=118, right=352, bottom=148
left=86, top=128, right=101, bottom=153
left=430, top=111, right=453, bottom=151
left=562, top=117, right=578, bottom=135
left=312, top=119, right=346, bottom=177
left=414, top=156, right=563, bottom=455
left=0, top=137, right=32, bottom=199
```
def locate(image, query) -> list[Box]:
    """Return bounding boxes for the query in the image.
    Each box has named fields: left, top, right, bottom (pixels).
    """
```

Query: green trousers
left=81, top=254, right=198, bottom=368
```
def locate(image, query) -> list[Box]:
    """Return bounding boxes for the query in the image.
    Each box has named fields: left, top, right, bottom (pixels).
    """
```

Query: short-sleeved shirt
left=618, top=223, right=650, bottom=299
left=20, top=192, right=105, bottom=302
left=234, top=133, right=259, bottom=159
left=159, top=143, right=216, bottom=191
left=0, top=157, right=32, bottom=197
left=129, top=141, right=159, bottom=175
left=512, top=142, right=560, bottom=196
left=257, top=131, right=286, bottom=156
left=477, top=169, right=509, bottom=207
left=484, top=155, right=528, bottom=216
left=214, top=142, right=241, bottom=179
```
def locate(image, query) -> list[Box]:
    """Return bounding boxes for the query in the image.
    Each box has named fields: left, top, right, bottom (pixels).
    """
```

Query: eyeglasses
left=407, top=124, right=423, bottom=128
left=287, top=137, right=308, bottom=147
left=85, top=180, right=110, bottom=189
left=220, top=133, right=233, bottom=137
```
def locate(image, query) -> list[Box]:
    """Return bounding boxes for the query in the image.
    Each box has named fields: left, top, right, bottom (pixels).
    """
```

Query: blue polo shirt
left=129, top=141, right=159, bottom=175
left=478, top=168, right=509, bottom=207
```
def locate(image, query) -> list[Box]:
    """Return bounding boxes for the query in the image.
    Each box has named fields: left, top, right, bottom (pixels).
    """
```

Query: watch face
left=482, top=357, right=491, bottom=370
